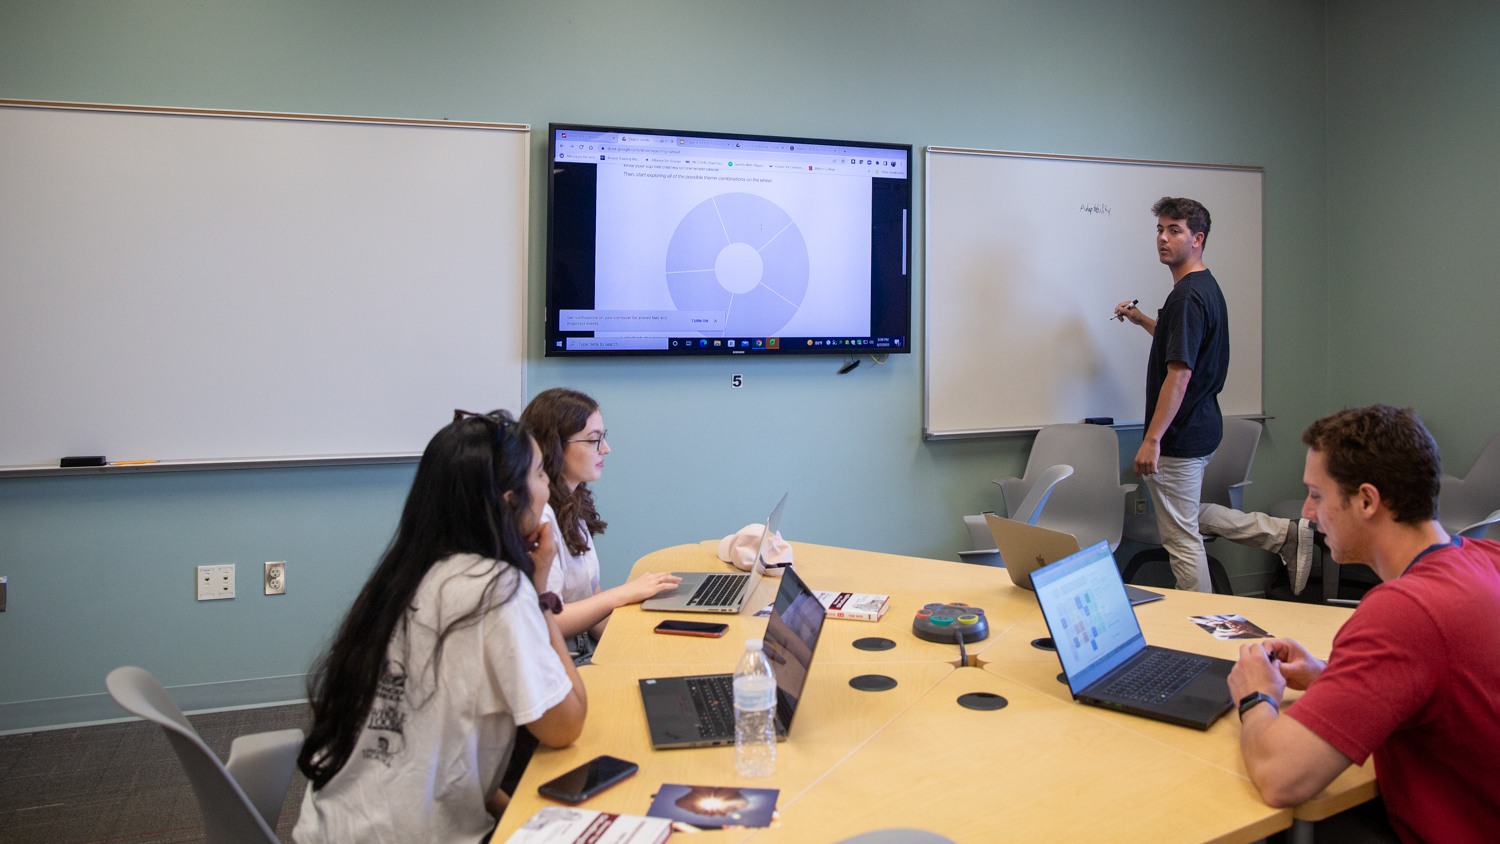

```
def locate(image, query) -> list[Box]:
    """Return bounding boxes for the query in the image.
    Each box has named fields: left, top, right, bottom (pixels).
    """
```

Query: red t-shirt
left=1286, top=537, right=1500, bottom=844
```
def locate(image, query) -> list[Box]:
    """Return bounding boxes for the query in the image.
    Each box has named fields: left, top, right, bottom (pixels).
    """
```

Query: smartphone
left=537, top=755, right=638, bottom=804
left=654, top=619, right=730, bottom=637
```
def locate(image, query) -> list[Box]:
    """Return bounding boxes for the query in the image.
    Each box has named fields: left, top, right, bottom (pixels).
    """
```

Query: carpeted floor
left=0, top=704, right=309, bottom=844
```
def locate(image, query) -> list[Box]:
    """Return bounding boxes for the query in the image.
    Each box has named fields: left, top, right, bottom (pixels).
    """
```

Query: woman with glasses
left=294, top=410, right=586, bottom=841
left=521, top=388, right=681, bottom=648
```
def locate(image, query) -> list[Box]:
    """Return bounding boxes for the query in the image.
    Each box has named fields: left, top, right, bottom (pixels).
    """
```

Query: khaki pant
left=1142, top=453, right=1214, bottom=592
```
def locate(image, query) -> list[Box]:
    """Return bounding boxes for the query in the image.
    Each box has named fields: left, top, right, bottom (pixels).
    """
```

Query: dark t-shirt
left=1144, top=269, right=1229, bottom=458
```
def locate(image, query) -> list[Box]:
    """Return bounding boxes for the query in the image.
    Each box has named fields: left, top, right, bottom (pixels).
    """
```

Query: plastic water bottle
left=733, top=638, right=777, bottom=777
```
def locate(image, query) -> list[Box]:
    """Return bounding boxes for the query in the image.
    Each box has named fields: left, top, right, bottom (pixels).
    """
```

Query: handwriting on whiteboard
left=1080, top=203, right=1111, bottom=216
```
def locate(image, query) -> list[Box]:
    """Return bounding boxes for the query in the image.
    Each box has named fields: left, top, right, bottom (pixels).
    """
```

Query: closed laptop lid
left=1030, top=541, right=1146, bottom=695
left=761, top=565, right=825, bottom=733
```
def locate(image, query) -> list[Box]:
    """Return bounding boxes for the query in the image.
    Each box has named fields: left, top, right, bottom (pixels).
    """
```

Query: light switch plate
left=264, top=561, right=286, bottom=595
left=197, top=564, right=235, bottom=600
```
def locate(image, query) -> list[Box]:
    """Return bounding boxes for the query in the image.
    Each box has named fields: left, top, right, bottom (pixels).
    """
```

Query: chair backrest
left=1440, top=431, right=1500, bottom=533
left=833, top=829, right=958, bottom=844
left=1021, top=424, right=1129, bottom=550
left=106, top=667, right=280, bottom=844
left=1200, top=417, right=1262, bottom=509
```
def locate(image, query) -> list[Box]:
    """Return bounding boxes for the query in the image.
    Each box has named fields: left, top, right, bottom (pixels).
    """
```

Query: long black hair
left=298, top=410, right=539, bottom=789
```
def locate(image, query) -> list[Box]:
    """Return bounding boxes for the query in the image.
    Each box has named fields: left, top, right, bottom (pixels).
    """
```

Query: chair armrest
left=226, top=728, right=305, bottom=829
left=1121, top=483, right=1138, bottom=494
left=1457, top=509, right=1500, bottom=539
left=1227, top=480, right=1251, bottom=512
left=992, top=476, right=1029, bottom=520
left=1012, top=464, right=1074, bottom=525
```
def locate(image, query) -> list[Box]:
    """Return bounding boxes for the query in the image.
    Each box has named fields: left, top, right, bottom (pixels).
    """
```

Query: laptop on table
left=1031, top=541, right=1234, bottom=730
left=642, top=492, right=787, bottom=614
left=984, top=513, right=1163, bottom=606
left=639, top=565, right=827, bottom=749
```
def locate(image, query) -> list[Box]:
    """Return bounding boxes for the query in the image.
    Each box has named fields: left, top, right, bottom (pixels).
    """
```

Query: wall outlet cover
left=196, top=564, right=235, bottom=601
left=264, top=561, right=286, bottom=595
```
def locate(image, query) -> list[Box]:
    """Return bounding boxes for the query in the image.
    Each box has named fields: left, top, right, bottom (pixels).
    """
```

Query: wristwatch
left=1238, top=691, right=1279, bottom=721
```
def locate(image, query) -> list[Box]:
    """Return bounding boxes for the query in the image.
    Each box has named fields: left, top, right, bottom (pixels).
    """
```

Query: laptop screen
left=762, top=566, right=825, bottom=733
left=1030, top=541, right=1146, bottom=693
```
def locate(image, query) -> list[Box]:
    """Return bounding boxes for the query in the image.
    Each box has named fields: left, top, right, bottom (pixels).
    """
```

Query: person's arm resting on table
left=1135, top=361, right=1191, bottom=475
left=553, top=572, right=681, bottom=640
left=1228, top=639, right=1353, bottom=806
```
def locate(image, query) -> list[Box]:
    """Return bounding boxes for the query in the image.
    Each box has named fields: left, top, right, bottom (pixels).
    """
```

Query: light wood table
left=492, top=542, right=1375, bottom=844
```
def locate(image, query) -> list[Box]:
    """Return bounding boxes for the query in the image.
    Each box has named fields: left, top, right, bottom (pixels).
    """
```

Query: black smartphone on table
left=537, top=755, right=639, bottom=804
left=653, top=619, right=730, bottom=637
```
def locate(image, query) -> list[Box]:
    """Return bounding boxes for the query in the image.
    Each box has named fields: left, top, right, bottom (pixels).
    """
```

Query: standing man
left=1115, top=198, right=1229, bottom=592
left=1227, top=405, right=1500, bottom=842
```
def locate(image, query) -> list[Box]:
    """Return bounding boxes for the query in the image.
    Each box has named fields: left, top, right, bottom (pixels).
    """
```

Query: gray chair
left=105, top=666, right=304, bottom=844
left=959, top=465, right=1076, bottom=563
left=1439, top=431, right=1500, bottom=537
left=994, top=425, right=1135, bottom=551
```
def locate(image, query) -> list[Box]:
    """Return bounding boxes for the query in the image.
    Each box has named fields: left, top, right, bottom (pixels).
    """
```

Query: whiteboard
left=924, top=147, right=1262, bottom=438
left=0, top=102, right=528, bottom=467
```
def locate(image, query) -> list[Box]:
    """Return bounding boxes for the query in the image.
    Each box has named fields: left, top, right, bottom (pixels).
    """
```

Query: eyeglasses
left=567, top=431, right=608, bottom=453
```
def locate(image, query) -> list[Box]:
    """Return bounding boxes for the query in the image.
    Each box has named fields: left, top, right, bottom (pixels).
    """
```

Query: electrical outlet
left=1135, top=499, right=1147, bottom=515
left=264, top=561, right=286, bottom=595
left=196, top=564, right=235, bottom=600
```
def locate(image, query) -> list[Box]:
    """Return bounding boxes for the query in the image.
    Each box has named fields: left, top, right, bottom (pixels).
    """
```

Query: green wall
left=0, top=0, right=1332, bottom=720
left=1326, top=0, right=1500, bottom=474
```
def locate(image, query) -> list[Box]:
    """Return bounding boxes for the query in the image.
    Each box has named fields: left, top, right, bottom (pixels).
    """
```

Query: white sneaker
left=1279, top=519, right=1316, bottom=595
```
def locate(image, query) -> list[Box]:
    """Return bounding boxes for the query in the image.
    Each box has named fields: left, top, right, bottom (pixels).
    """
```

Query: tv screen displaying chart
left=546, top=123, right=912, bottom=357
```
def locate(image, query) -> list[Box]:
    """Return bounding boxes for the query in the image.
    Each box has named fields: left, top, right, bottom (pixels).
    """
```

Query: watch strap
left=1238, top=691, right=1279, bottom=721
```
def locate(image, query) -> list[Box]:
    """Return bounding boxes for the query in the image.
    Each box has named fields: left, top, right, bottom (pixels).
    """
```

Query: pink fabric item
left=717, top=524, right=793, bottom=572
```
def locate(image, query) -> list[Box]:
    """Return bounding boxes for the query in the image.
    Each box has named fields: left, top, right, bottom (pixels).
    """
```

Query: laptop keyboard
left=685, top=675, right=736, bottom=738
left=1100, top=651, right=1209, bottom=704
left=687, top=573, right=748, bottom=608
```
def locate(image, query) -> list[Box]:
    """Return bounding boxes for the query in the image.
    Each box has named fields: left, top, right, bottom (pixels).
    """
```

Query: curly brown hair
left=520, top=388, right=608, bottom=555
left=1151, top=197, right=1211, bottom=247
left=1302, top=405, right=1442, bottom=523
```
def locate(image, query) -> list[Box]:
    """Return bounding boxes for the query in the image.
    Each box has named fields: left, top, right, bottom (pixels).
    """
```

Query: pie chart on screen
left=664, top=193, right=809, bottom=336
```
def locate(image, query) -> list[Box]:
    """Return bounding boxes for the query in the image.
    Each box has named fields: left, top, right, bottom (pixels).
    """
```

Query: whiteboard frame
left=0, top=100, right=530, bottom=474
left=922, top=145, right=1263, bottom=440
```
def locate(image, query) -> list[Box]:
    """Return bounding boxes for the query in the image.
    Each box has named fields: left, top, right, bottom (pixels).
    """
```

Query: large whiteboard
left=924, top=147, right=1262, bottom=438
left=0, top=102, right=528, bottom=467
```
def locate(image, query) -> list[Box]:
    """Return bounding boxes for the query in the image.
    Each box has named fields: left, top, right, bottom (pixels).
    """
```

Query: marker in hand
left=1112, top=299, right=1139, bottom=321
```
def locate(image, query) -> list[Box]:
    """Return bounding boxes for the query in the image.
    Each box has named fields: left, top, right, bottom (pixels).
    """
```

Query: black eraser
left=61, top=456, right=107, bottom=467
left=1083, top=417, right=1114, bottom=426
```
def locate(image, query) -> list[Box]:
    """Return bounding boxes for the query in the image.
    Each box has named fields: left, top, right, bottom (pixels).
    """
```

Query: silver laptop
left=642, top=492, right=787, bottom=613
left=984, top=513, right=1162, bottom=605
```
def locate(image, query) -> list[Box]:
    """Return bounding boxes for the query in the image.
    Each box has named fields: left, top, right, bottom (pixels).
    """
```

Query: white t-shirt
left=539, top=502, right=601, bottom=604
left=293, top=554, right=572, bottom=844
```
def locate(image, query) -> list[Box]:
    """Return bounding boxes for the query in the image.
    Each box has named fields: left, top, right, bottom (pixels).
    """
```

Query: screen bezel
left=545, top=122, right=913, bottom=358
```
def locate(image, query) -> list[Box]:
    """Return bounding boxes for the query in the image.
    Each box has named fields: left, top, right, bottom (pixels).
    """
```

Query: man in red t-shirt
left=1227, top=405, right=1500, bottom=844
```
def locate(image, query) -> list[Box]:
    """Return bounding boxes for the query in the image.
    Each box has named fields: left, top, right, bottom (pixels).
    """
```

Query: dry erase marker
left=111, top=460, right=158, bottom=466
left=1112, top=299, right=1139, bottom=321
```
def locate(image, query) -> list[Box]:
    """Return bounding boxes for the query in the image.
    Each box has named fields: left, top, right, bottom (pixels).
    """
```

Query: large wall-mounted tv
left=546, top=123, right=912, bottom=357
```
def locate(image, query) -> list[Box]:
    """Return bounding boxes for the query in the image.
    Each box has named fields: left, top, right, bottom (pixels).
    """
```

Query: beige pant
left=1197, top=503, right=1291, bottom=551
left=1142, top=453, right=1214, bottom=592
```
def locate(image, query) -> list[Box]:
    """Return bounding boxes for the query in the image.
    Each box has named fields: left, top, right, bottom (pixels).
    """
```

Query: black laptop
left=638, top=566, right=826, bottom=749
left=1031, top=541, right=1235, bottom=730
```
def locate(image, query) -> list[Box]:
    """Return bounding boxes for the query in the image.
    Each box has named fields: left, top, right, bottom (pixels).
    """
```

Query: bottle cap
left=745, top=638, right=763, bottom=650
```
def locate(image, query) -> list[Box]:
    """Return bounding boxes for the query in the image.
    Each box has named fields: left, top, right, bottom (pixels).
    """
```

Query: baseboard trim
left=0, top=673, right=309, bottom=735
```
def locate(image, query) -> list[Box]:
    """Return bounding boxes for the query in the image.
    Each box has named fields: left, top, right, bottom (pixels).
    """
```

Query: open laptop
left=984, top=513, right=1162, bottom=606
left=642, top=492, right=787, bottom=614
left=639, top=565, right=826, bottom=749
left=1031, top=541, right=1234, bottom=730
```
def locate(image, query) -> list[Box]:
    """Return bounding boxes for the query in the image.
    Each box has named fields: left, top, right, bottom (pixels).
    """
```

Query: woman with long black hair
left=293, top=410, right=586, bottom=842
